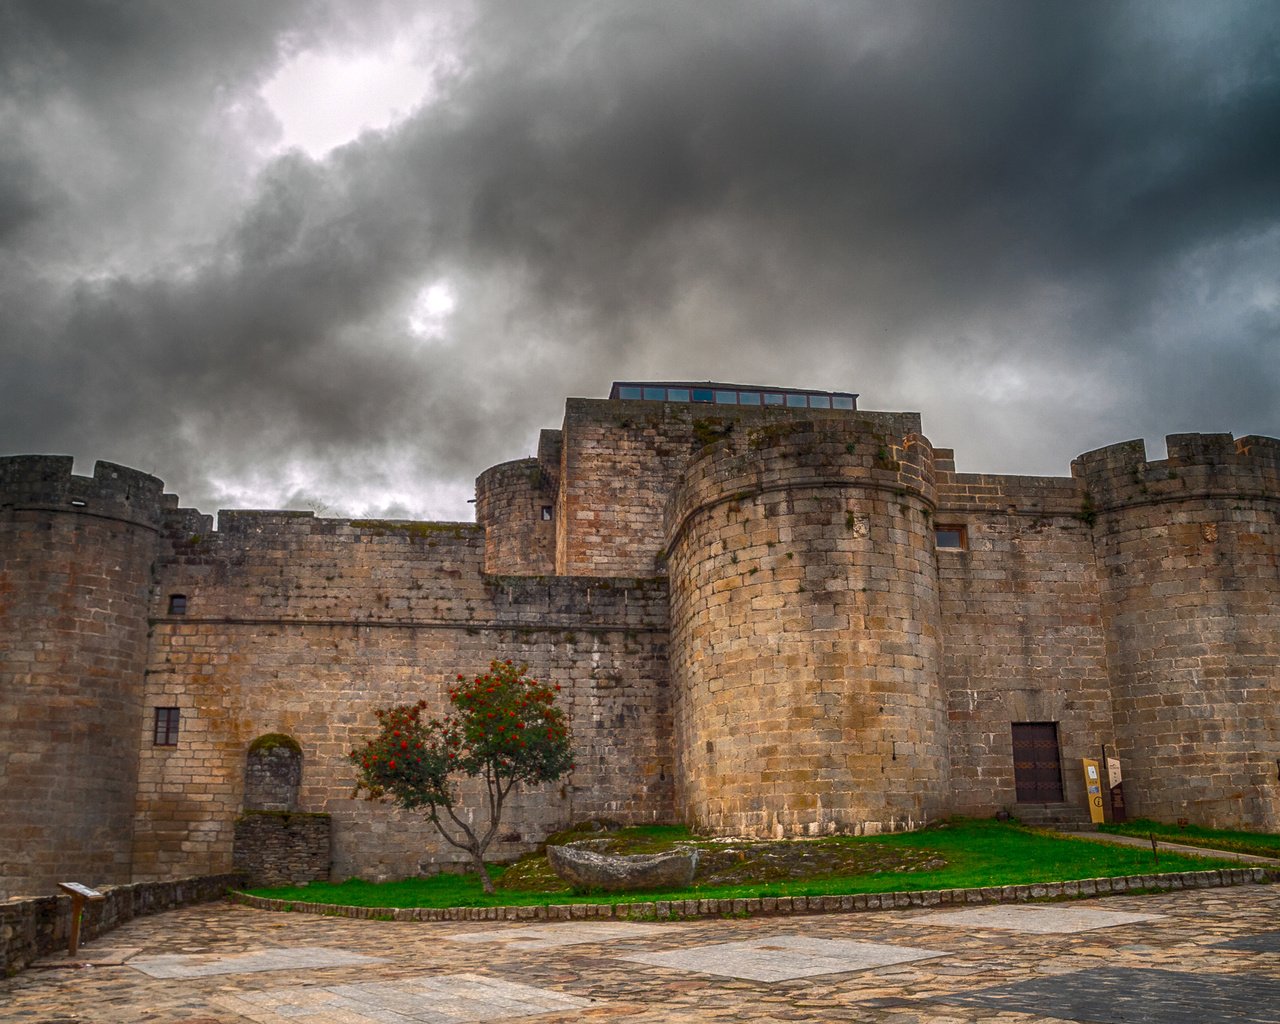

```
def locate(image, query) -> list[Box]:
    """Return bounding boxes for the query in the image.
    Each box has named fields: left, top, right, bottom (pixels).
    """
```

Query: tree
left=349, top=660, right=573, bottom=893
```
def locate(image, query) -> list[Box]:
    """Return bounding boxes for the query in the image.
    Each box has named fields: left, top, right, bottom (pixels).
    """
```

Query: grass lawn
left=1100, top=818, right=1280, bottom=860
left=246, top=819, right=1238, bottom=909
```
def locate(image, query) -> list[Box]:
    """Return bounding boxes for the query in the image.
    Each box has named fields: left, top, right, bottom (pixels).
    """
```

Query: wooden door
left=1012, top=722, right=1064, bottom=802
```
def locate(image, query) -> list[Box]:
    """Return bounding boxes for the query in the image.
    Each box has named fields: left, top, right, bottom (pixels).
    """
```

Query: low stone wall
left=233, top=811, right=331, bottom=888
left=232, top=866, right=1275, bottom=921
left=2, top=873, right=242, bottom=976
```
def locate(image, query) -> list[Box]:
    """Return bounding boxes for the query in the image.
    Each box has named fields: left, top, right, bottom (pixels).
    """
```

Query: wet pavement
left=2, top=883, right=1278, bottom=1023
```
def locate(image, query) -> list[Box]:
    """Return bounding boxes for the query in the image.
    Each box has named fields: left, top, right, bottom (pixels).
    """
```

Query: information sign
left=1081, top=758, right=1106, bottom=824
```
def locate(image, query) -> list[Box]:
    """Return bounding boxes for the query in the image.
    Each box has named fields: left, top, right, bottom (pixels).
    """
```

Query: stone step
left=1012, top=803, right=1094, bottom=828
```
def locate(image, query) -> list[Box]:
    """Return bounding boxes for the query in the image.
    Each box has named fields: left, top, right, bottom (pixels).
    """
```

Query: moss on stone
left=248, top=733, right=302, bottom=755
left=692, top=418, right=731, bottom=448
left=349, top=520, right=476, bottom=540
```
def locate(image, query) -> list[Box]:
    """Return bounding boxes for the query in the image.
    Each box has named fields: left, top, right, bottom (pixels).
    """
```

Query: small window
left=831, top=395, right=855, bottom=410
left=809, top=394, right=831, bottom=409
left=541, top=505, right=553, bottom=521
left=692, top=388, right=714, bottom=403
left=168, top=594, right=188, bottom=615
left=154, top=707, right=180, bottom=746
left=714, top=390, right=737, bottom=404
left=935, top=526, right=967, bottom=549
left=786, top=393, right=808, bottom=408
left=763, top=392, right=785, bottom=405
left=617, top=386, right=642, bottom=399
left=667, top=388, right=690, bottom=402
left=643, top=386, right=666, bottom=401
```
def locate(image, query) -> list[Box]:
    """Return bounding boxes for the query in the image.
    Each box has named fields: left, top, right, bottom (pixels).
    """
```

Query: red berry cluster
left=349, top=660, right=573, bottom=807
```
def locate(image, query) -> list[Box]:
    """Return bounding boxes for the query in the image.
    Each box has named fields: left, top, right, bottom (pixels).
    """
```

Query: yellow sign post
left=1081, top=758, right=1106, bottom=824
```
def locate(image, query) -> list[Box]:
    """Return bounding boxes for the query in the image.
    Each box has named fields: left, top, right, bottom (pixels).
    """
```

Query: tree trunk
left=470, top=849, right=495, bottom=894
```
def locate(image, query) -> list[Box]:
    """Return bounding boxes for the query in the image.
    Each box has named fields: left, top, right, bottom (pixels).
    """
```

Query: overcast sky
left=2, top=1, right=1277, bottom=522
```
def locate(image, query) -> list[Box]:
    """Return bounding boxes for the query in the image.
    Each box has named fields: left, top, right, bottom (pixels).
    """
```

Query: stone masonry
left=1, top=385, right=1277, bottom=898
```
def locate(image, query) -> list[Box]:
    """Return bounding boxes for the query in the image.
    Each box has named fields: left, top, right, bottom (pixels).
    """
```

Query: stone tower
left=0, top=456, right=165, bottom=896
left=1074, top=433, right=1280, bottom=831
left=663, top=414, right=949, bottom=836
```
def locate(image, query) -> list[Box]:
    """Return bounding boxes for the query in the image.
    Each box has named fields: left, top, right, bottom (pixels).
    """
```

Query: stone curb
left=4, top=873, right=246, bottom=977
left=230, top=866, right=1277, bottom=922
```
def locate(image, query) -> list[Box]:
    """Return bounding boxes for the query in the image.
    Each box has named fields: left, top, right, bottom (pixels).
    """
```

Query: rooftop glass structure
left=609, top=382, right=858, bottom=411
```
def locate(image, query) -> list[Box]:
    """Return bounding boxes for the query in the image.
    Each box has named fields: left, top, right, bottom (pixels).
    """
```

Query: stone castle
left=2, top=382, right=1278, bottom=898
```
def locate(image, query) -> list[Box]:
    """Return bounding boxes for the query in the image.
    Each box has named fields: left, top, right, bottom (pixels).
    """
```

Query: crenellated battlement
left=1071, top=432, right=1280, bottom=513
left=0, top=454, right=169, bottom=529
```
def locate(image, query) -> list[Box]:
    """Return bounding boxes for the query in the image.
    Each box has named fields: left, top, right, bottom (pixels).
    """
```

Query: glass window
left=714, top=390, right=737, bottom=404
left=935, top=527, right=967, bottom=549
left=786, top=393, right=808, bottom=407
left=809, top=395, right=831, bottom=409
left=154, top=707, right=180, bottom=746
left=832, top=395, right=855, bottom=410
left=643, top=387, right=666, bottom=401
left=763, top=393, right=785, bottom=405
left=667, top=388, right=690, bottom=402
left=168, top=594, right=187, bottom=615
left=692, top=388, right=714, bottom=403
left=617, top=386, right=642, bottom=399
left=738, top=392, right=761, bottom=405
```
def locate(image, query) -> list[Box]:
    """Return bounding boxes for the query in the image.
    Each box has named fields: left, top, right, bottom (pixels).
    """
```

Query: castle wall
left=0, top=457, right=164, bottom=898
left=5, top=401, right=1278, bottom=896
left=664, top=415, right=949, bottom=837
left=934, top=464, right=1116, bottom=816
left=135, top=511, right=670, bottom=883
left=1075, top=434, right=1280, bottom=830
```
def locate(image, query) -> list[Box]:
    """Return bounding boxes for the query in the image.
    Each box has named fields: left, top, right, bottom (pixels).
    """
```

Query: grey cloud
left=1, top=0, right=1277, bottom=518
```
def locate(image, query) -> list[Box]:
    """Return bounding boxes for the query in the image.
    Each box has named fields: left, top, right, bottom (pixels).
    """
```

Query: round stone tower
left=475, top=458, right=556, bottom=574
left=0, top=456, right=165, bottom=897
left=663, top=416, right=949, bottom=837
left=1074, top=433, right=1280, bottom=831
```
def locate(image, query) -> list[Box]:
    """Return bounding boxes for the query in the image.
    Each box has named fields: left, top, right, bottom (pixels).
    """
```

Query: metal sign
left=57, top=881, right=103, bottom=900
left=1081, top=758, right=1106, bottom=824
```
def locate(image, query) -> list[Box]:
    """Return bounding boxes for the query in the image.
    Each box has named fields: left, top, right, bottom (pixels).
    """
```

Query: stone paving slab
left=915, top=904, right=1163, bottom=933
left=129, top=945, right=387, bottom=978
left=942, top=965, right=1280, bottom=1023
left=620, top=935, right=948, bottom=981
left=445, top=921, right=682, bottom=950
left=1213, top=929, right=1280, bottom=952
left=215, top=974, right=592, bottom=1024
left=30, top=947, right=144, bottom=968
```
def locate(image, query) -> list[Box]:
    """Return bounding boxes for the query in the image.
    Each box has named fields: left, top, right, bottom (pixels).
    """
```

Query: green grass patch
left=246, top=820, right=1238, bottom=909
left=1100, top=818, right=1280, bottom=860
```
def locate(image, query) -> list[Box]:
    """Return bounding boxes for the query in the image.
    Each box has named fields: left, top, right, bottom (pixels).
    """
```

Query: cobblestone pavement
left=2, top=885, right=1277, bottom=1023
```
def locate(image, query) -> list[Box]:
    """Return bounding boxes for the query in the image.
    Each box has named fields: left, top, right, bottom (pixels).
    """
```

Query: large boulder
left=546, top=844, right=699, bottom=892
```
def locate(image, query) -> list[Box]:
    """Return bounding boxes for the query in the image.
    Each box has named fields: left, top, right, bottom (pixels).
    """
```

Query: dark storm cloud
left=1, top=0, right=1277, bottom=518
